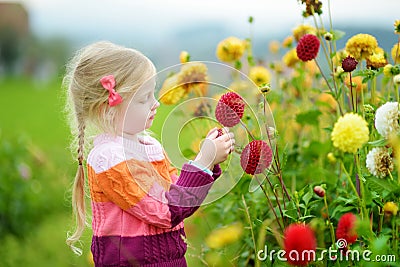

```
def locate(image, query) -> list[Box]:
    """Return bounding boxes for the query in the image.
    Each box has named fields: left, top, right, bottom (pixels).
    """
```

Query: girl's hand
left=193, top=127, right=235, bottom=171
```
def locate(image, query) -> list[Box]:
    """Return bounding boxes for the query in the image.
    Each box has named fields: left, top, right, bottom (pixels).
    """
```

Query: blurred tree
left=0, top=2, right=29, bottom=75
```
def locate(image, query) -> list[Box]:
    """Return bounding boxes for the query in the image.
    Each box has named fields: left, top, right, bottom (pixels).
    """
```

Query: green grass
left=0, top=76, right=71, bottom=166
left=0, top=77, right=214, bottom=266
left=0, top=77, right=91, bottom=266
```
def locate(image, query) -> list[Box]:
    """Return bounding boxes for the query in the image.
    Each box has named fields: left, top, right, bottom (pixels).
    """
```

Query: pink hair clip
left=100, top=75, right=123, bottom=107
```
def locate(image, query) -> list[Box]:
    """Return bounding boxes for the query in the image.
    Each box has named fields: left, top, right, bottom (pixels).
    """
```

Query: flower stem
left=241, top=195, right=258, bottom=257
left=324, top=194, right=336, bottom=245
left=254, top=174, right=284, bottom=231
left=314, top=59, right=343, bottom=115
left=355, top=154, right=369, bottom=220
left=371, top=76, right=377, bottom=106
left=239, top=119, right=256, bottom=141
left=264, top=173, right=285, bottom=226
left=340, top=161, right=359, bottom=199
left=349, top=72, right=356, bottom=112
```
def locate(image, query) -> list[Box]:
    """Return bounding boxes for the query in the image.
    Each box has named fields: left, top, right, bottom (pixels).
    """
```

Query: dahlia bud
left=342, top=55, right=358, bottom=72
left=296, top=34, right=320, bottom=62
left=334, top=66, right=344, bottom=78
left=327, top=152, right=336, bottom=163
left=383, top=64, right=393, bottom=77
left=393, top=74, right=400, bottom=85
left=324, top=32, right=333, bottom=41
left=363, top=104, right=375, bottom=123
left=266, top=126, right=276, bottom=139
left=179, top=51, right=190, bottom=63
left=313, top=185, right=325, bottom=197
left=260, top=84, right=271, bottom=93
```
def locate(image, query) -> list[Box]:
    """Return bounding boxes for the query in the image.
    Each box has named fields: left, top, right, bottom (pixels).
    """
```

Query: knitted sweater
left=87, top=134, right=221, bottom=267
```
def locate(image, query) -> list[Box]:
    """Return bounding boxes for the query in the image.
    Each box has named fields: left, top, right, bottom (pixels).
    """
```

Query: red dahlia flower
left=240, top=140, right=272, bottom=175
left=341, top=55, right=358, bottom=72
left=296, top=34, right=320, bottom=62
left=284, top=223, right=317, bottom=266
left=215, top=92, right=245, bottom=127
left=336, top=213, right=358, bottom=245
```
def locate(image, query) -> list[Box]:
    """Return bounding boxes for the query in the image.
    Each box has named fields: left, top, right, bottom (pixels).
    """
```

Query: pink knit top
left=87, top=134, right=221, bottom=266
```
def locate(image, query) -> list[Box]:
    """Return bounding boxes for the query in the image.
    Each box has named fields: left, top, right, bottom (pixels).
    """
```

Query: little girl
left=64, top=41, right=235, bottom=266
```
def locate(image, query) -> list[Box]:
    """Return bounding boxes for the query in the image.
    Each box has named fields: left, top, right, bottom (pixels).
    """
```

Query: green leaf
left=282, top=201, right=298, bottom=220
left=331, top=30, right=346, bottom=41
left=331, top=205, right=357, bottom=218
left=295, top=109, right=322, bottom=126
left=366, top=176, right=398, bottom=195
left=302, top=187, right=313, bottom=206
left=368, top=139, right=388, bottom=146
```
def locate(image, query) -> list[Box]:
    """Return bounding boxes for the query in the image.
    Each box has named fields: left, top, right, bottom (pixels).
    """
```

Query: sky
left=18, top=0, right=399, bottom=37
left=2, top=0, right=400, bottom=67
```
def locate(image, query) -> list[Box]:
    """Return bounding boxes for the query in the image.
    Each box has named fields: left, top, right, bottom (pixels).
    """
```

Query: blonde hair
left=63, top=41, right=155, bottom=255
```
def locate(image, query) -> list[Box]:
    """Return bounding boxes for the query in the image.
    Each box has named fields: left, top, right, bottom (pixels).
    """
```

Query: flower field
left=156, top=1, right=400, bottom=266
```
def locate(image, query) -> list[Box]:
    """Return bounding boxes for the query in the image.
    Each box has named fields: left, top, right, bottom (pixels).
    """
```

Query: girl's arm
left=90, top=127, right=233, bottom=229
left=91, top=158, right=221, bottom=229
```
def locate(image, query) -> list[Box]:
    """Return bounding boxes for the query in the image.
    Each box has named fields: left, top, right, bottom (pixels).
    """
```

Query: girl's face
left=119, top=77, right=160, bottom=137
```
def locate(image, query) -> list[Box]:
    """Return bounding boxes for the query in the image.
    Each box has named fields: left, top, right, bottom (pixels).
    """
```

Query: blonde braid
left=66, top=119, right=87, bottom=255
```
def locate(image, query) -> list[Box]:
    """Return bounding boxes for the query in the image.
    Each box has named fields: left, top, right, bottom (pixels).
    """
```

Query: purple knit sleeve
left=167, top=163, right=220, bottom=228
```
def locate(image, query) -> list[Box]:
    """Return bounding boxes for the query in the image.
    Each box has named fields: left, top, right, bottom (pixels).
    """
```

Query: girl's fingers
left=206, top=128, right=218, bottom=139
left=210, top=127, right=218, bottom=134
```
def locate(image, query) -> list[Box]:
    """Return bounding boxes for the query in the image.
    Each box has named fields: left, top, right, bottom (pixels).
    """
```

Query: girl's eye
left=139, top=94, right=150, bottom=103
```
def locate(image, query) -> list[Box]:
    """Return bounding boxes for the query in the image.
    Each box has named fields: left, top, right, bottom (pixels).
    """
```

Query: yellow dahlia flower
left=249, top=66, right=271, bottom=87
left=394, top=20, right=400, bottom=34
left=345, top=34, right=378, bottom=61
left=366, top=47, right=387, bottom=69
left=216, top=36, right=246, bottom=62
left=269, top=40, right=280, bottom=54
left=282, top=35, right=294, bottom=48
left=178, top=62, right=209, bottom=96
left=391, top=43, right=400, bottom=63
left=205, top=223, right=243, bottom=249
left=331, top=113, right=369, bottom=153
left=383, top=202, right=398, bottom=216
left=159, top=74, right=188, bottom=105
left=283, top=48, right=300, bottom=68
left=292, top=24, right=317, bottom=42
left=228, top=80, right=253, bottom=92
left=179, top=51, right=190, bottom=63
left=271, top=61, right=284, bottom=74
